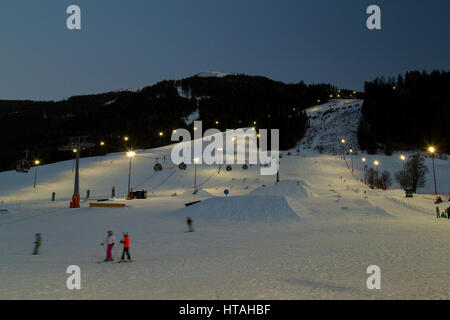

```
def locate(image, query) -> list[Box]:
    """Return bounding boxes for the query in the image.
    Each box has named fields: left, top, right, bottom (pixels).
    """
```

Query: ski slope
left=300, top=99, right=363, bottom=153
left=0, top=101, right=449, bottom=299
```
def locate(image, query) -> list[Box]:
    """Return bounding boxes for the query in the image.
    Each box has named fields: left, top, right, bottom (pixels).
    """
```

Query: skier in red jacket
left=120, top=232, right=132, bottom=262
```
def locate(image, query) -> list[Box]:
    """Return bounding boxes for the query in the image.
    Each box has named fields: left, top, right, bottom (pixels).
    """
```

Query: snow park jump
left=0, top=1, right=450, bottom=314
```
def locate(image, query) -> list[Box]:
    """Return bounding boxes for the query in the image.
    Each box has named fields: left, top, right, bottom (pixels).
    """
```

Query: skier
left=100, top=230, right=116, bottom=262
left=186, top=216, right=194, bottom=232
left=120, top=232, right=132, bottom=262
left=33, top=233, right=41, bottom=255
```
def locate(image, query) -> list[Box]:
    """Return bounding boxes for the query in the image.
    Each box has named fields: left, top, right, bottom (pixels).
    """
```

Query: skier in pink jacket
left=100, top=231, right=116, bottom=262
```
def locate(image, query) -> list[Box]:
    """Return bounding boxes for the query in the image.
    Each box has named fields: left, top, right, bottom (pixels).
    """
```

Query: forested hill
left=358, top=70, right=450, bottom=155
left=0, top=74, right=340, bottom=172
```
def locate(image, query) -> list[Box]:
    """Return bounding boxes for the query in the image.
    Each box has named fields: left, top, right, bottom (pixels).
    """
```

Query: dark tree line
left=0, top=74, right=337, bottom=172
left=358, top=70, right=450, bottom=154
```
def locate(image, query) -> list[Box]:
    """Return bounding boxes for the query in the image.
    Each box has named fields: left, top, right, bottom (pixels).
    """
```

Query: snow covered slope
left=300, top=99, right=363, bottom=153
left=0, top=102, right=449, bottom=299
left=176, top=195, right=300, bottom=222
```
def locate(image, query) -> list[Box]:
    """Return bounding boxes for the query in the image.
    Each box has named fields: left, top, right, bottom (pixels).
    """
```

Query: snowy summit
left=194, top=71, right=234, bottom=78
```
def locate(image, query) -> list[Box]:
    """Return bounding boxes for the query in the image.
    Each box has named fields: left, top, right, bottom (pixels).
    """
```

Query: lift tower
left=59, top=136, right=94, bottom=208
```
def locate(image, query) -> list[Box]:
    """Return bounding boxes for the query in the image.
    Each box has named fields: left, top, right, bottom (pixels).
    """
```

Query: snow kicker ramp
left=176, top=195, right=300, bottom=223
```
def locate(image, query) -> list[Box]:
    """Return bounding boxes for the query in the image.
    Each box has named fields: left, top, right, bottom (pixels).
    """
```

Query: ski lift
left=154, top=163, right=163, bottom=171
left=16, top=159, right=31, bottom=173
left=16, top=150, right=31, bottom=173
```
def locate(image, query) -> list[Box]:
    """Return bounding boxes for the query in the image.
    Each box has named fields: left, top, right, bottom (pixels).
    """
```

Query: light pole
left=217, top=148, right=223, bottom=173
left=362, top=157, right=367, bottom=184
left=349, top=148, right=354, bottom=172
left=33, top=160, right=40, bottom=188
left=340, top=139, right=346, bottom=159
left=126, top=151, right=135, bottom=197
left=374, top=160, right=380, bottom=185
left=428, top=146, right=438, bottom=199
left=73, top=148, right=81, bottom=206
left=72, top=148, right=77, bottom=173
left=400, top=155, right=406, bottom=171
left=400, top=155, right=406, bottom=187
left=193, top=157, right=199, bottom=189
left=159, top=131, right=163, bottom=145
left=99, top=141, right=105, bottom=163
left=276, top=156, right=280, bottom=184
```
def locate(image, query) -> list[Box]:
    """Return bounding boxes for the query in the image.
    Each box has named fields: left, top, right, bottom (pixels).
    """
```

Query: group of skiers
left=100, top=231, right=132, bottom=262
left=98, top=217, right=193, bottom=262
left=31, top=217, right=196, bottom=261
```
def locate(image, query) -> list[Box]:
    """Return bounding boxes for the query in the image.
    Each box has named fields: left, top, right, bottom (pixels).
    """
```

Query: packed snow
left=176, top=195, right=300, bottom=223
left=0, top=100, right=449, bottom=299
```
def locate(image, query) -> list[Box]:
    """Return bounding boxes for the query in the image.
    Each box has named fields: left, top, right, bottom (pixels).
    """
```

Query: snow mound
left=249, top=180, right=315, bottom=199
left=180, top=188, right=214, bottom=197
left=175, top=195, right=299, bottom=223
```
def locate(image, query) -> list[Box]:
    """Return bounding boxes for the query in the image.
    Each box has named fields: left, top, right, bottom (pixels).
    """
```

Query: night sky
left=1, top=0, right=449, bottom=100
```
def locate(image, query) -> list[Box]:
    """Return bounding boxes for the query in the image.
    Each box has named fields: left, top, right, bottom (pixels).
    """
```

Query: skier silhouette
left=186, top=217, right=194, bottom=232
left=33, top=233, right=41, bottom=255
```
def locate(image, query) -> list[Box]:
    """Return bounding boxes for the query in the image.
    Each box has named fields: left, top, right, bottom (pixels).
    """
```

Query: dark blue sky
left=1, top=0, right=449, bottom=100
